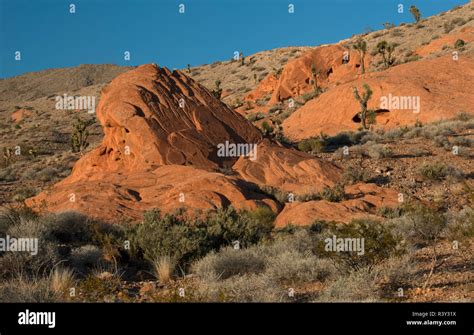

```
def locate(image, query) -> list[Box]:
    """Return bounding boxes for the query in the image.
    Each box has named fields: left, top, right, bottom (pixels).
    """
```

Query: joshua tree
left=376, top=41, right=397, bottom=68
left=71, top=117, right=94, bottom=153
left=352, top=83, right=373, bottom=130
left=353, top=39, right=367, bottom=74
left=2, top=147, right=12, bottom=166
left=240, top=51, right=245, bottom=66
left=409, top=5, right=421, bottom=23
left=186, top=64, right=191, bottom=73
left=211, top=80, right=223, bottom=100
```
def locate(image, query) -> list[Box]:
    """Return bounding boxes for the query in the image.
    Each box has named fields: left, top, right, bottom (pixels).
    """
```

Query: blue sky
left=0, top=0, right=469, bottom=78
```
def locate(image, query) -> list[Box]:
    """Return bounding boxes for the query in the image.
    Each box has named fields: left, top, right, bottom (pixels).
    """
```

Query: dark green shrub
left=315, top=219, right=403, bottom=271
left=455, top=39, right=466, bottom=50
left=130, top=207, right=274, bottom=267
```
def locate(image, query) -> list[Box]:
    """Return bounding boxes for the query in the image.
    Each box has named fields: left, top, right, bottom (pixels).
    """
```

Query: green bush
left=454, top=39, right=466, bottom=50
left=130, top=207, right=274, bottom=267
left=261, top=121, right=273, bottom=135
left=315, top=219, right=403, bottom=271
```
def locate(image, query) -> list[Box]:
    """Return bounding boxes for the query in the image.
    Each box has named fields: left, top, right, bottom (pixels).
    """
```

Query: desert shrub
left=300, top=90, right=320, bottom=103
left=0, top=217, right=62, bottom=279
left=408, top=147, right=431, bottom=157
left=11, top=186, right=37, bottom=202
left=342, top=166, right=371, bottom=184
left=0, top=205, right=38, bottom=235
left=455, top=39, right=466, bottom=50
left=360, top=132, right=381, bottom=143
left=130, top=207, right=273, bottom=267
left=417, top=162, right=462, bottom=181
left=403, top=127, right=422, bottom=139
left=193, top=247, right=265, bottom=281
left=376, top=254, right=417, bottom=296
left=0, top=276, right=58, bottom=302
left=205, top=207, right=274, bottom=247
left=244, top=206, right=276, bottom=228
left=319, top=183, right=346, bottom=202
left=265, top=250, right=335, bottom=284
left=366, top=143, right=392, bottom=159
left=246, top=112, right=265, bottom=122
left=37, top=167, right=58, bottom=182
left=0, top=167, right=16, bottom=181
left=69, top=245, right=104, bottom=274
left=383, top=127, right=409, bottom=140
left=261, top=121, right=273, bottom=135
left=315, top=219, right=403, bottom=271
left=201, top=273, right=287, bottom=302
left=432, top=135, right=450, bottom=148
left=377, top=206, right=403, bottom=219
left=444, top=21, right=456, bottom=33
left=392, top=203, right=447, bottom=248
left=42, top=211, right=94, bottom=243
left=130, top=210, right=208, bottom=266
left=419, top=125, right=443, bottom=140
left=452, top=17, right=467, bottom=26
left=195, top=228, right=338, bottom=301
left=325, top=131, right=367, bottom=147
left=390, top=28, right=403, bottom=37
left=443, top=207, right=474, bottom=241
left=257, top=185, right=290, bottom=203
left=296, top=192, right=322, bottom=202
left=316, top=268, right=380, bottom=302
left=452, top=136, right=473, bottom=147
left=454, top=111, right=472, bottom=122
left=297, top=137, right=325, bottom=153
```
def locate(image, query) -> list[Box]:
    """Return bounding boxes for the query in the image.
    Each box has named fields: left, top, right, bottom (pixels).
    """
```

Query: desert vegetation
left=0, top=199, right=471, bottom=302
